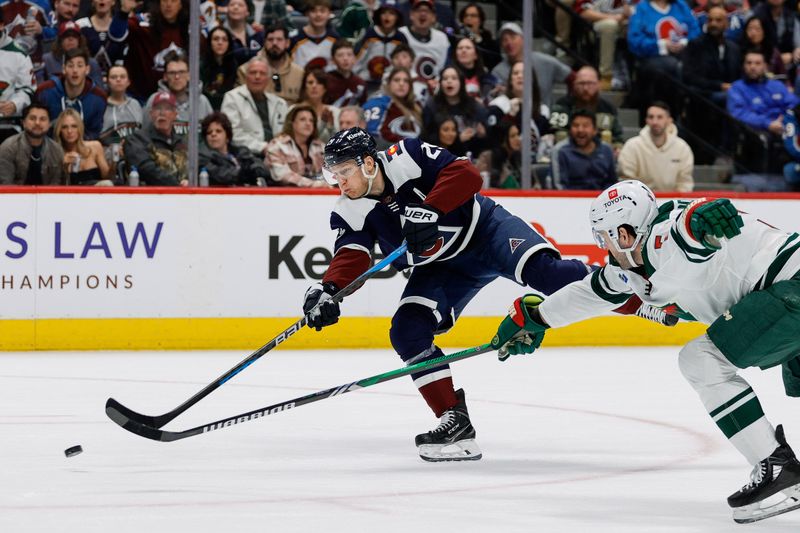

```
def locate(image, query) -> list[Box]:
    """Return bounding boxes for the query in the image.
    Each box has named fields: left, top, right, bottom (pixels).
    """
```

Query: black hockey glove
left=402, top=204, right=442, bottom=255
left=303, top=282, right=341, bottom=331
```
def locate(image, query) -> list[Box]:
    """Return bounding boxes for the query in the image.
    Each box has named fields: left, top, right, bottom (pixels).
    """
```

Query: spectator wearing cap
left=398, top=0, right=451, bottom=104
left=142, top=52, right=213, bottom=136
left=550, top=109, right=616, bottom=190
left=0, top=103, right=65, bottom=185
left=326, top=39, right=367, bottom=107
left=491, top=21, right=572, bottom=109
left=110, top=0, right=189, bottom=100
left=36, top=47, right=107, bottom=140
left=0, top=7, right=36, bottom=120
left=398, top=0, right=457, bottom=33
left=223, top=56, right=289, bottom=158
left=288, top=0, right=338, bottom=70
left=354, top=0, right=408, bottom=95
left=457, top=3, right=501, bottom=70
left=40, top=21, right=105, bottom=90
left=123, top=91, right=188, bottom=186
left=238, top=23, right=304, bottom=105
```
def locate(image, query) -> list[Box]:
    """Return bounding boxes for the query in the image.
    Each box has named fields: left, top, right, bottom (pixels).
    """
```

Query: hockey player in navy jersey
left=302, top=128, right=670, bottom=462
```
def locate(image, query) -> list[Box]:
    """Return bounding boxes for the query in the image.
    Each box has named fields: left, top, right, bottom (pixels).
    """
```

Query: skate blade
left=732, top=484, right=800, bottom=524
left=418, top=439, right=483, bottom=462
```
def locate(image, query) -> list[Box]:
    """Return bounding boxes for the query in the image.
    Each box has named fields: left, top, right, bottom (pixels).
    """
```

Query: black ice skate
left=636, top=303, right=679, bottom=326
left=415, top=389, right=482, bottom=462
left=728, top=425, right=800, bottom=524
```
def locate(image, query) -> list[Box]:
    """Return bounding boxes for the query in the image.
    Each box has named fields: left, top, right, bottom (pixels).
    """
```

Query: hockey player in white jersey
left=492, top=180, right=800, bottom=524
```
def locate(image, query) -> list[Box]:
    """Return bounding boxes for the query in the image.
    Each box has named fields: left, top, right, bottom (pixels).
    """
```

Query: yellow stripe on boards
left=0, top=317, right=707, bottom=351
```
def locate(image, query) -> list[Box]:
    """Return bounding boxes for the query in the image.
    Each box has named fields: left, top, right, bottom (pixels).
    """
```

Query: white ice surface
left=1, top=346, right=799, bottom=532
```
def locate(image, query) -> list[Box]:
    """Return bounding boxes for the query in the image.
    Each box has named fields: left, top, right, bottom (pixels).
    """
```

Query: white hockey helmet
left=589, top=180, right=658, bottom=262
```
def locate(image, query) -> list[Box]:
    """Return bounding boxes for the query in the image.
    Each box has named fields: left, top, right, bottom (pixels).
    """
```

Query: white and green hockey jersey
left=539, top=199, right=800, bottom=328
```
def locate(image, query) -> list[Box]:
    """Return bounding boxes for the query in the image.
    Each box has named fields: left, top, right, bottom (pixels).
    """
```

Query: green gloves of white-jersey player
left=492, top=294, right=548, bottom=362
left=688, top=198, right=744, bottom=250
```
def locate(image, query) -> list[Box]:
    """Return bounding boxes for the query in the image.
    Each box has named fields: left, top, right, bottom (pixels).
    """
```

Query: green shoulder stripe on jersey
left=652, top=201, right=675, bottom=226
left=709, top=387, right=754, bottom=417
left=757, top=233, right=800, bottom=290
left=590, top=268, right=629, bottom=304
left=714, top=396, right=765, bottom=439
left=670, top=227, right=715, bottom=263
left=1, top=41, right=27, bottom=55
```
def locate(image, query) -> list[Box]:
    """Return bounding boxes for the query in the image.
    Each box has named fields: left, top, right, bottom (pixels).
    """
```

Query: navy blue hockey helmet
left=323, top=127, right=378, bottom=172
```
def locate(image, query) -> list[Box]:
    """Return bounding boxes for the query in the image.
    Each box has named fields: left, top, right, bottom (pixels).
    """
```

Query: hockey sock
left=679, top=335, right=779, bottom=464
left=418, top=376, right=459, bottom=417
left=520, top=251, right=592, bottom=295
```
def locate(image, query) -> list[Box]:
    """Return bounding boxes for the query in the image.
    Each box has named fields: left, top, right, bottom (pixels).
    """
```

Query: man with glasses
left=142, top=51, right=212, bottom=136
left=237, top=23, right=303, bottom=104
left=302, top=128, right=673, bottom=462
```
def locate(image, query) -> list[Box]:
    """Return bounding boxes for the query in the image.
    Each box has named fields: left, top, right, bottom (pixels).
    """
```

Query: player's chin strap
left=360, top=160, right=380, bottom=198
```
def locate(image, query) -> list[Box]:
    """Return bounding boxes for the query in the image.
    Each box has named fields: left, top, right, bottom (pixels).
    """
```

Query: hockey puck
left=64, top=445, right=83, bottom=458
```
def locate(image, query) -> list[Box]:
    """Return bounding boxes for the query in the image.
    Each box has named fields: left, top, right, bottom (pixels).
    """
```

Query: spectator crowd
left=0, top=0, right=799, bottom=191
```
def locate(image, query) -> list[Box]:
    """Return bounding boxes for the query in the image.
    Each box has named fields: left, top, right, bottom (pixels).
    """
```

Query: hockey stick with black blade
left=107, top=342, right=494, bottom=442
left=105, top=243, right=408, bottom=429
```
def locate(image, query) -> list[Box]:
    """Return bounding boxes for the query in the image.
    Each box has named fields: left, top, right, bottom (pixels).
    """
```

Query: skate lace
left=636, top=304, right=670, bottom=325
left=741, top=461, right=769, bottom=491
left=432, top=410, right=457, bottom=435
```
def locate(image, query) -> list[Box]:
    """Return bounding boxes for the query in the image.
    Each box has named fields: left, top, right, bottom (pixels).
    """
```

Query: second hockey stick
left=105, top=243, right=408, bottom=429
left=106, top=342, right=495, bottom=442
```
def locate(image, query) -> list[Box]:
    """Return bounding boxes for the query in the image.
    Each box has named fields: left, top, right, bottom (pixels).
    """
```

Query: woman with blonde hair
left=362, top=66, right=422, bottom=148
left=55, top=109, right=112, bottom=185
left=266, top=104, right=329, bottom=188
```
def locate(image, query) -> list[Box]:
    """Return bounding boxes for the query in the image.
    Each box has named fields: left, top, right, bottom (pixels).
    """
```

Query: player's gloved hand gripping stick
left=105, top=243, right=408, bottom=430
left=492, top=294, right=548, bottom=361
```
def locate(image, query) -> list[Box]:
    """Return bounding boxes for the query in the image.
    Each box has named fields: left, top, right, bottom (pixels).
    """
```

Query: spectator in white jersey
left=353, top=0, right=407, bottom=95
left=289, top=0, right=338, bottom=70
left=399, top=0, right=450, bottom=104
left=0, top=7, right=35, bottom=120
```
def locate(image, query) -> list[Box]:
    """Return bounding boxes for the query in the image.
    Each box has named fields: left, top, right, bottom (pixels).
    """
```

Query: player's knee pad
left=678, top=334, right=738, bottom=387
left=390, top=303, right=438, bottom=360
left=520, top=251, right=592, bottom=295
